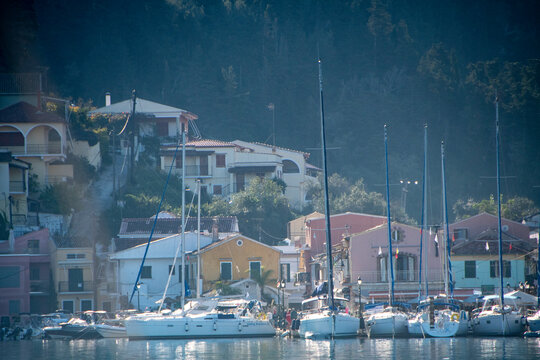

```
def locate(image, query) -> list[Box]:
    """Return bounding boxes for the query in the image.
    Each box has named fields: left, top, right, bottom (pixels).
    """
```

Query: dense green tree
left=453, top=195, right=538, bottom=222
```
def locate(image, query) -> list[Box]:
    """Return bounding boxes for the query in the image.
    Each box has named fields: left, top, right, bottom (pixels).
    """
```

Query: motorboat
left=298, top=295, right=359, bottom=339
left=472, top=295, right=526, bottom=336
left=527, top=309, right=540, bottom=332
left=125, top=298, right=275, bottom=339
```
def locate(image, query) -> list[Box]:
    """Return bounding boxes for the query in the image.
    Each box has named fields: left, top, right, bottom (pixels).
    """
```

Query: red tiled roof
left=118, top=216, right=238, bottom=235
left=0, top=101, right=66, bottom=124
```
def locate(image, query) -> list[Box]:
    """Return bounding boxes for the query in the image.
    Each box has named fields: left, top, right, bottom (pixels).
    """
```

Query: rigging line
left=158, top=189, right=197, bottom=312
left=259, top=227, right=284, bottom=241
left=129, top=141, right=180, bottom=305
left=117, top=113, right=131, bottom=136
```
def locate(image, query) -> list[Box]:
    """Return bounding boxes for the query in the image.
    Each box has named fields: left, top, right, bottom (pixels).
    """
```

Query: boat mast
left=181, top=127, right=186, bottom=309
left=384, top=125, right=395, bottom=306
left=441, top=141, right=453, bottom=299
left=317, top=58, right=335, bottom=312
left=495, top=96, right=505, bottom=313
left=197, top=179, right=201, bottom=299
left=418, top=124, right=428, bottom=300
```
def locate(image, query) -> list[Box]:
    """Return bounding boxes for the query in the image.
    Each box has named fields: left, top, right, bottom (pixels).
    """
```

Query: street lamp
left=137, top=282, right=143, bottom=311
left=357, top=277, right=364, bottom=329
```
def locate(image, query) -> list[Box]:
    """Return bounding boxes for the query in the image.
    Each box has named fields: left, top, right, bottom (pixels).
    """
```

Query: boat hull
left=472, top=313, right=525, bottom=336
left=125, top=314, right=276, bottom=339
left=43, top=324, right=102, bottom=339
left=366, top=312, right=409, bottom=338
left=298, top=312, right=359, bottom=339
left=93, top=324, right=127, bottom=338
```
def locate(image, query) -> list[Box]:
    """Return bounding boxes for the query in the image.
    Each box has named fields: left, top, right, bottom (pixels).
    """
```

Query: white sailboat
left=365, top=125, right=408, bottom=338
left=298, top=59, right=359, bottom=339
left=124, top=127, right=275, bottom=339
left=125, top=298, right=275, bottom=339
left=471, top=97, right=526, bottom=337
left=414, top=142, right=469, bottom=338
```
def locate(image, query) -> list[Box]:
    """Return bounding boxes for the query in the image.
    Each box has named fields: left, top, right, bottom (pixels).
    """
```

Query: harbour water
left=2, top=337, right=540, bottom=359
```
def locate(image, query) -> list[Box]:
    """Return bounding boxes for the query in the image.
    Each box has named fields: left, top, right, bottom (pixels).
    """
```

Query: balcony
left=0, top=146, right=24, bottom=155
left=26, top=143, right=62, bottom=155
left=177, top=165, right=211, bottom=178
left=11, top=214, right=39, bottom=227
left=58, top=281, right=94, bottom=293
left=30, top=280, right=50, bottom=293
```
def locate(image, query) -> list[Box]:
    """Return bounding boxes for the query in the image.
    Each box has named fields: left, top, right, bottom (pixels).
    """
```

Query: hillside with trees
left=1, top=0, right=539, bottom=227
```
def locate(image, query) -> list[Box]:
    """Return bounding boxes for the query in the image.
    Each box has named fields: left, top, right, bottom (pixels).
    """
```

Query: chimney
left=212, top=217, right=219, bottom=242
left=105, top=92, right=111, bottom=106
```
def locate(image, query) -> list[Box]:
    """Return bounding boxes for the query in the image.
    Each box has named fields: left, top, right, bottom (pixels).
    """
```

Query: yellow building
left=191, top=234, right=280, bottom=294
left=50, top=244, right=95, bottom=313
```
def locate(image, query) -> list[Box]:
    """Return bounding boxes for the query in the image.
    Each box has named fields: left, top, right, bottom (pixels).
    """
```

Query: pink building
left=347, top=222, right=444, bottom=302
left=0, top=228, right=52, bottom=318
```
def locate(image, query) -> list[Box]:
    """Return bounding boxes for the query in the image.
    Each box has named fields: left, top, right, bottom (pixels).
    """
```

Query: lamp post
left=357, top=277, right=364, bottom=330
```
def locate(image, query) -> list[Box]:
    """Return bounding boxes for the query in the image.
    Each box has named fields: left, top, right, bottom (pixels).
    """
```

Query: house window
left=453, top=228, right=468, bottom=241
left=216, top=154, right=226, bottom=168
left=213, top=185, right=222, bottom=195
left=220, top=262, right=232, bottom=281
left=81, top=299, right=92, bottom=311
left=283, top=160, right=300, bottom=174
left=67, top=253, right=86, bottom=259
left=490, top=260, right=511, bottom=278
left=178, top=265, right=189, bottom=283
left=175, top=155, right=183, bottom=168
left=396, top=254, right=415, bottom=282
left=156, top=122, right=168, bottom=136
left=250, top=261, right=261, bottom=280
left=30, top=265, right=40, bottom=281
left=0, top=266, right=21, bottom=288
left=9, top=300, right=20, bottom=314
left=168, top=265, right=176, bottom=276
left=391, top=229, right=403, bottom=243
left=141, top=266, right=152, bottom=279
left=27, top=239, right=39, bottom=254
left=62, top=300, right=74, bottom=313
left=464, top=261, right=476, bottom=278
left=280, top=263, right=291, bottom=282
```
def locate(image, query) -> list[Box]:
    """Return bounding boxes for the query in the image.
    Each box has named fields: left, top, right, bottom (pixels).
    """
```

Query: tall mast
left=418, top=124, right=428, bottom=299
left=197, top=179, right=201, bottom=298
left=441, top=141, right=453, bottom=299
left=317, top=58, right=335, bottom=312
left=181, top=128, right=186, bottom=309
left=384, top=125, right=394, bottom=306
left=495, top=96, right=505, bottom=312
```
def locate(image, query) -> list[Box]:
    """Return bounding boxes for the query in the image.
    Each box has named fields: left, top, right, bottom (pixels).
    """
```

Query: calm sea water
left=2, top=337, right=540, bottom=360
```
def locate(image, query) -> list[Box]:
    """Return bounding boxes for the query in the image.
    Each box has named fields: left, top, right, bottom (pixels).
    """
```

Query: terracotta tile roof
left=118, top=216, right=239, bottom=235
left=451, top=228, right=535, bottom=256
left=0, top=101, right=66, bottom=124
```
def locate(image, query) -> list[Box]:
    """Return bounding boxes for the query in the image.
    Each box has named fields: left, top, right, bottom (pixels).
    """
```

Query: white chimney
left=105, top=92, right=111, bottom=106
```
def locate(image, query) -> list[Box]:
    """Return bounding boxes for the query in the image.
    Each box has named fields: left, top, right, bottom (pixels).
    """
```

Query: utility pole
left=129, top=90, right=137, bottom=184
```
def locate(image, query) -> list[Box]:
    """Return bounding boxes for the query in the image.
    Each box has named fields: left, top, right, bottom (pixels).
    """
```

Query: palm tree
left=251, top=267, right=275, bottom=303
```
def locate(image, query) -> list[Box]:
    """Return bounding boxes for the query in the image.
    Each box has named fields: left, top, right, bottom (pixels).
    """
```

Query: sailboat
left=414, top=141, right=469, bottom=337
left=124, top=125, right=275, bottom=339
left=365, top=125, right=409, bottom=338
left=298, top=59, right=360, bottom=339
left=471, top=96, right=526, bottom=336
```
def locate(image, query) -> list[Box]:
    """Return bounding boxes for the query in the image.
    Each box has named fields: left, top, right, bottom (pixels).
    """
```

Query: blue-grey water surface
left=2, top=337, right=540, bottom=359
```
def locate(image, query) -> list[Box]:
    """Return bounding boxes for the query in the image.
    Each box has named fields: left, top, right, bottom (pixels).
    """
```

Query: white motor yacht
left=472, top=295, right=526, bottom=336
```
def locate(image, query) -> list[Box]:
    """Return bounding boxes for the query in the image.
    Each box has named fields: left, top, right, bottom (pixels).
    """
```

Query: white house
left=109, top=232, right=213, bottom=310
left=273, top=243, right=305, bottom=305
left=159, top=139, right=320, bottom=210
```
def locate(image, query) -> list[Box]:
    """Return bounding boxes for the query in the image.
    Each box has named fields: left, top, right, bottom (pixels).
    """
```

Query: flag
left=434, top=233, right=439, bottom=257
left=378, top=246, right=382, bottom=256
left=452, top=233, right=455, bottom=242
left=267, top=103, right=275, bottom=110
left=395, top=248, right=399, bottom=259
left=485, top=241, right=490, bottom=251
left=509, top=243, right=512, bottom=251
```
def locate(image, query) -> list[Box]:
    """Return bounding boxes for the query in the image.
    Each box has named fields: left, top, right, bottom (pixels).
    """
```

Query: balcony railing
left=58, top=281, right=94, bottom=293
left=45, top=176, right=72, bottom=185
left=176, top=165, right=210, bottom=177
left=11, top=214, right=39, bottom=226
left=30, top=280, right=50, bottom=293
left=0, top=146, right=25, bottom=155
left=9, top=181, right=25, bottom=193
left=355, top=270, right=445, bottom=284
left=27, top=143, right=62, bottom=155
